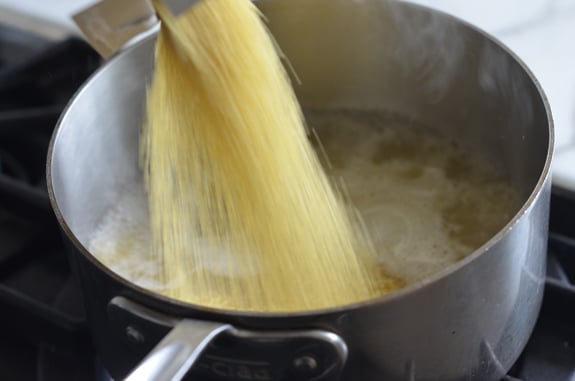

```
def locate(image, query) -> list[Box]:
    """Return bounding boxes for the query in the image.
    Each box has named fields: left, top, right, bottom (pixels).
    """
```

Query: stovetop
left=0, top=26, right=574, bottom=381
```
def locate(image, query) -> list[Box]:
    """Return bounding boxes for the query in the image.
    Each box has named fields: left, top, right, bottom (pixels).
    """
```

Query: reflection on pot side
left=88, top=110, right=521, bottom=306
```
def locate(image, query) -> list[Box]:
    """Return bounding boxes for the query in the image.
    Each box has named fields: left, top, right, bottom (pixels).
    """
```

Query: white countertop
left=0, top=0, right=573, bottom=188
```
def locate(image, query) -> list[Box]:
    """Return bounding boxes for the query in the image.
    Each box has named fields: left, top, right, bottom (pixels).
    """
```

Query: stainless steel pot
left=47, top=0, right=553, bottom=380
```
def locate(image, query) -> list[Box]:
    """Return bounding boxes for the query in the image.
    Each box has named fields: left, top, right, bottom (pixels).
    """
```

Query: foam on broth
left=308, top=110, right=521, bottom=283
left=88, top=110, right=521, bottom=300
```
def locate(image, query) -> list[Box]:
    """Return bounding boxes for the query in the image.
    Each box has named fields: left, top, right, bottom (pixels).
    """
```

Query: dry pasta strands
left=141, top=0, right=400, bottom=312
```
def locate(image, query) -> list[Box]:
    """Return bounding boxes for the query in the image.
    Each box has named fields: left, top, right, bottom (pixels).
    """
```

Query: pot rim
left=46, top=1, right=554, bottom=320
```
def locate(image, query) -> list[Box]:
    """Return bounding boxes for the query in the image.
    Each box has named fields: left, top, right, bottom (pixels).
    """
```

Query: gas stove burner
left=0, top=148, right=29, bottom=182
left=0, top=111, right=57, bottom=187
left=0, top=38, right=101, bottom=111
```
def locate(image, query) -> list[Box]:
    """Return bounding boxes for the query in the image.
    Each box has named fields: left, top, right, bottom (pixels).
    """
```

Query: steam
left=385, top=0, right=466, bottom=103
left=385, top=0, right=539, bottom=144
left=478, top=41, right=535, bottom=130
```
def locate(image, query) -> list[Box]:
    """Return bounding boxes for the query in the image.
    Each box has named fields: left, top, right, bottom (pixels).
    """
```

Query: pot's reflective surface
left=48, top=1, right=553, bottom=380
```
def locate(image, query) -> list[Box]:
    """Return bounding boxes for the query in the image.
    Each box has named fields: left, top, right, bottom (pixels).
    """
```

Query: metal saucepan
left=47, top=0, right=553, bottom=380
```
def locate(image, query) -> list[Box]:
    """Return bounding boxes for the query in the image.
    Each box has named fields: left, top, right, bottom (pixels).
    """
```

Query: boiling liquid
left=88, top=110, right=521, bottom=303
left=308, top=110, right=520, bottom=283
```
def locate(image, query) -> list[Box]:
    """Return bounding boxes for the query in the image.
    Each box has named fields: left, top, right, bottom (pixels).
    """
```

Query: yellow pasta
left=141, top=0, right=399, bottom=312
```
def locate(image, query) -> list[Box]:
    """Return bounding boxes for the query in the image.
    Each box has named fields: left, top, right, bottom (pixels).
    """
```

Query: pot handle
left=111, top=296, right=348, bottom=381
left=125, top=319, right=232, bottom=381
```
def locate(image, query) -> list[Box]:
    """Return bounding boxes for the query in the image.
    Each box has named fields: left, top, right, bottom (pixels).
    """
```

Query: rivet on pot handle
left=110, top=297, right=349, bottom=381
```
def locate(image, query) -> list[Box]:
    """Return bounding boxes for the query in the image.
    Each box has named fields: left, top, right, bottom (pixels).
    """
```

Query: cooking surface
left=0, top=20, right=574, bottom=381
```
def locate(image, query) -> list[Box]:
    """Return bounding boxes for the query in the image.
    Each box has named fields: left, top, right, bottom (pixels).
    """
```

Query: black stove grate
left=0, top=25, right=574, bottom=381
left=0, top=27, right=101, bottom=381
left=505, top=232, right=575, bottom=380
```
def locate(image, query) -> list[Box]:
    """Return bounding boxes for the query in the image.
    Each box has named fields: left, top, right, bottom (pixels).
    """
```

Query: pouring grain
left=140, top=0, right=398, bottom=312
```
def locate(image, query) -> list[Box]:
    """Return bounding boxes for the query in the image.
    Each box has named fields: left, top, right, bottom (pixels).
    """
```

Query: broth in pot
left=88, top=109, right=521, bottom=308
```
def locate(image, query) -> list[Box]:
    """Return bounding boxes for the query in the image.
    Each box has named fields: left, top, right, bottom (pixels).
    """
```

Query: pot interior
left=48, top=0, right=551, bottom=308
